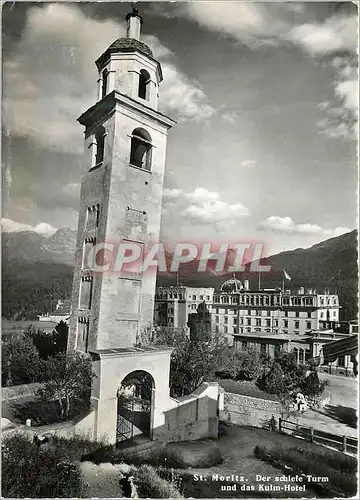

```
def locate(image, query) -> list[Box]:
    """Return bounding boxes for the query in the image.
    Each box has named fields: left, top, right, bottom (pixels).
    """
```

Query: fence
left=279, top=418, right=358, bottom=455
left=318, top=365, right=356, bottom=378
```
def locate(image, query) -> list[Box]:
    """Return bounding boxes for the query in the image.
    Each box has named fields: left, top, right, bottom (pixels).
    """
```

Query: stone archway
left=116, top=370, right=154, bottom=444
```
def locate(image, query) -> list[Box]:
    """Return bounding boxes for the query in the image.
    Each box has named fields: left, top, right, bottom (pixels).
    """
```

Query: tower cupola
left=95, top=8, right=162, bottom=110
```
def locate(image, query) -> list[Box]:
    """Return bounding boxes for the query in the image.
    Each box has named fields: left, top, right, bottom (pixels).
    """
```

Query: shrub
left=50, top=434, right=110, bottom=462
left=12, top=397, right=91, bottom=426
left=132, top=464, right=182, bottom=498
left=1, top=433, right=83, bottom=498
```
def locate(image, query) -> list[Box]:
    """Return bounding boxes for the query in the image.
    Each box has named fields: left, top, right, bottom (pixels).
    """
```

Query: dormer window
left=101, top=69, right=109, bottom=99
left=130, top=128, right=152, bottom=170
left=138, top=69, right=150, bottom=100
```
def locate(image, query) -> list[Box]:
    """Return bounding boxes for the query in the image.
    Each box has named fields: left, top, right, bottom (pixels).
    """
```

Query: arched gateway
left=116, top=370, right=154, bottom=443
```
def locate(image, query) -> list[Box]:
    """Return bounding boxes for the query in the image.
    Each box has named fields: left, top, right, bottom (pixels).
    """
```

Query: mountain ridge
left=1, top=228, right=357, bottom=320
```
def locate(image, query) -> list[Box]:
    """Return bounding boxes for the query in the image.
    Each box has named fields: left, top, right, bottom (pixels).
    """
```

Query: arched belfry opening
left=95, top=125, right=106, bottom=166
left=138, top=69, right=151, bottom=100
left=116, top=370, right=154, bottom=444
left=130, top=127, right=152, bottom=170
left=101, top=68, right=109, bottom=99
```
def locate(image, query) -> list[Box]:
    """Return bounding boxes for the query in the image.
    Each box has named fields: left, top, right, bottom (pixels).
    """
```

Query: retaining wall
left=221, top=392, right=281, bottom=428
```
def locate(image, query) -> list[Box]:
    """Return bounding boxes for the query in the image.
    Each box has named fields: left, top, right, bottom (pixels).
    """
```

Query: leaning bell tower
left=68, top=8, right=175, bottom=353
left=67, top=9, right=176, bottom=443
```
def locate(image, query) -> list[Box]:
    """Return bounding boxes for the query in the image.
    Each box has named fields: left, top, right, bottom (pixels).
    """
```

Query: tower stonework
left=67, top=10, right=177, bottom=443
left=68, top=10, right=175, bottom=354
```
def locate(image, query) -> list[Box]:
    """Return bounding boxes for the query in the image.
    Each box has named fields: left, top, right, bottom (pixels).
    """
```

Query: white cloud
left=287, top=15, right=357, bottom=55
left=259, top=216, right=351, bottom=238
left=179, top=3, right=288, bottom=47
left=162, top=187, right=249, bottom=230
left=3, top=4, right=214, bottom=154
left=1, top=217, right=57, bottom=236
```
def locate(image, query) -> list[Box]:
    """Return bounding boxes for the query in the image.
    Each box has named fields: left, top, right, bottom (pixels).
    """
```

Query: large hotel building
left=155, top=277, right=340, bottom=339
left=153, top=278, right=357, bottom=375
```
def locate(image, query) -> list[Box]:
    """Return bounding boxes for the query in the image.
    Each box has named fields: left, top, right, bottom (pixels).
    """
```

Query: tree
left=168, top=331, right=230, bottom=397
left=25, top=321, right=68, bottom=359
left=238, top=347, right=264, bottom=381
left=300, top=370, right=325, bottom=399
left=2, top=334, right=43, bottom=386
left=36, top=351, right=94, bottom=419
left=256, top=362, right=288, bottom=395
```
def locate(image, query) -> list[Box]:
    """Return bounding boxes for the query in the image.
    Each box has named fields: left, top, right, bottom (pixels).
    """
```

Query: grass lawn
left=174, top=424, right=344, bottom=498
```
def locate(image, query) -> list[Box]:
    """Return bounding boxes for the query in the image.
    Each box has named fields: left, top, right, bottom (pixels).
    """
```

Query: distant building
left=37, top=299, right=71, bottom=324
left=233, top=329, right=357, bottom=376
left=188, top=301, right=212, bottom=341
left=154, top=286, right=215, bottom=329
left=212, top=277, right=341, bottom=344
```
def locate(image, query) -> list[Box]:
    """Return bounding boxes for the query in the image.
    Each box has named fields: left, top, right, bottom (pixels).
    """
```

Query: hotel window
left=266, top=319, right=271, bottom=327
left=192, top=304, right=196, bottom=309
left=200, top=295, right=204, bottom=300
left=307, top=311, right=312, bottom=318
left=338, top=356, right=345, bottom=367
left=233, top=326, right=237, bottom=334
left=233, top=317, right=237, bottom=325
left=299, top=349, right=304, bottom=364
left=284, top=320, right=288, bottom=328
left=260, top=344, right=266, bottom=356
left=306, top=321, right=312, bottom=330
left=206, top=295, right=210, bottom=300
left=273, top=319, right=279, bottom=327
left=295, top=311, right=299, bottom=318
left=224, top=317, right=228, bottom=324
left=192, top=295, right=196, bottom=300
left=247, top=318, right=251, bottom=326
left=295, top=321, right=300, bottom=329
left=284, top=311, right=288, bottom=317
left=214, top=315, right=219, bottom=324
left=274, top=344, right=281, bottom=357
left=256, top=318, right=261, bottom=327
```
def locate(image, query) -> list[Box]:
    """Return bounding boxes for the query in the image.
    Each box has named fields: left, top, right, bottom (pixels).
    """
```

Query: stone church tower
left=67, top=9, right=176, bottom=443
left=68, top=9, right=175, bottom=353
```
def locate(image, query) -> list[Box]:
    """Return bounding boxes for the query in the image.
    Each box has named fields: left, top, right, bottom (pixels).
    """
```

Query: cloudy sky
left=2, top=1, right=358, bottom=255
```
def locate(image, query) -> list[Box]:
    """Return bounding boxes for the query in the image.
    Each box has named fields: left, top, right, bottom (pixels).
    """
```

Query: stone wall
left=153, top=382, right=219, bottom=443
left=221, top=392, right=281, bottom=428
